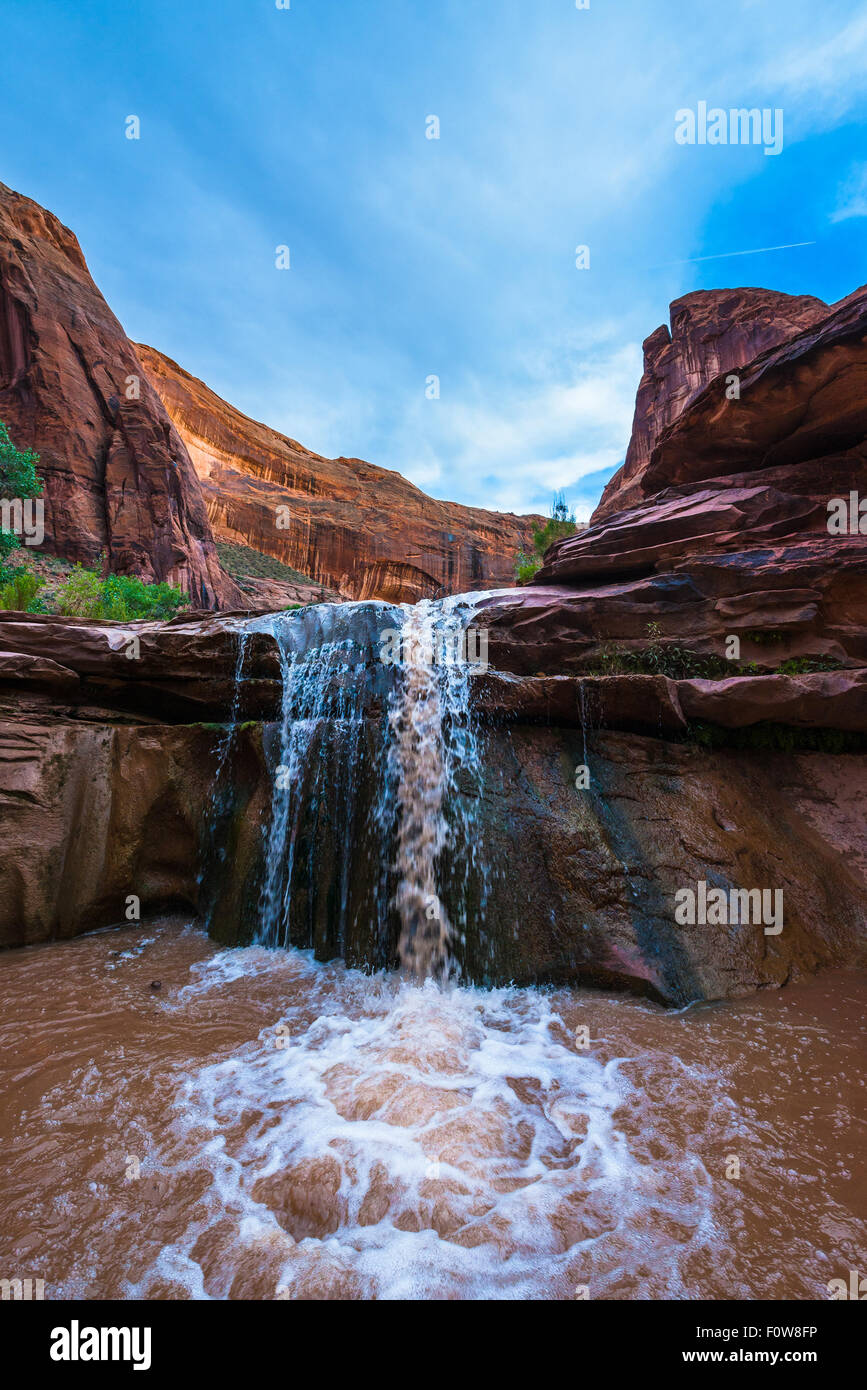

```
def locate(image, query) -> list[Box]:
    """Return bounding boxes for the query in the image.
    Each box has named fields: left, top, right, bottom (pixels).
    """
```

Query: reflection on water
left=0, top=918, right=864, bottom=1300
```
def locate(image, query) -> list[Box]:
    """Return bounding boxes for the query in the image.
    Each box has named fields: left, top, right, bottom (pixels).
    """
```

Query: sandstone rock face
left=1, top=620, right=864, bottom=1005
left=595, top=288, right=829, bottom=519
left=0, top=611, right=278, bottom=722
left=454, top=278, right=867, bottom=999
left=0, top=183, right=241, bottom=609
left=469, top=727, right=867, bottom=1000
left=137, top=344, right=542, bottom=603
left=642, top=286, right=867, bottom=494
left=491, top=285, right=867, bottom=690
left=677, top=669, right=867, bottom=731
left=0, top=711, right=268, bottom=947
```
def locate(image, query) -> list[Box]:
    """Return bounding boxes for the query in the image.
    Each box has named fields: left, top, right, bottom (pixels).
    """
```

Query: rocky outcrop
left=641, top=286, right=867, bottom=494
left=595, top=288, right=830, bottom=519
left=0, top=183, right=241, bottom=609
left=137, top=344, right=542, bottom=602
left=0, top=611, right=277, bottom=722
left=453, top=278, right=867, bottom=997
left=0, top=613, right=864, bottom=1004
left=0, top=712, right=268, bottom=948
left=470, top=727, right=866, bottom=999
left=476, top=285, right=867, bottom=687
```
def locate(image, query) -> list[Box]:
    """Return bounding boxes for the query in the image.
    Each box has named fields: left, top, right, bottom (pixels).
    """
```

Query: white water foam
left=134, top=944, right=723, bottom=1301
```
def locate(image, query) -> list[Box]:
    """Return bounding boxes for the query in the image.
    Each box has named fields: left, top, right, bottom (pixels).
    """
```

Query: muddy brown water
left=0, top=918, right=864, bottom=1300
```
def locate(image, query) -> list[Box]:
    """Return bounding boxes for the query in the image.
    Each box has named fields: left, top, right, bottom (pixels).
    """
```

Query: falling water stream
left=0, top=596, right=864, bottom=1300
left=244, top=595, right=490, bottom=976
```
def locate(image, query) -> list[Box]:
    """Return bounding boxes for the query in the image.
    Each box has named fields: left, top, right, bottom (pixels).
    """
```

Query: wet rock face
left=0, top=715, right=266, bottom=947
left=463, top=728, right=867, bottom=1002
left=137, top=343, right=542, bottom=602
left=0, top=601, right=864, bottom=1003
left=0, top=183, right=240, bottom=609
left=3, top=688, right=864, bottom=1006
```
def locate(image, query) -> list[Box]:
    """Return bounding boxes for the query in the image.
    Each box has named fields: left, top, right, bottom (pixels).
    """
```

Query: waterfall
left=212, top=595, right=492, bottom=979
left=387, top=596, right=489, bottom=979
left=250, top=603, right=399, bottom=961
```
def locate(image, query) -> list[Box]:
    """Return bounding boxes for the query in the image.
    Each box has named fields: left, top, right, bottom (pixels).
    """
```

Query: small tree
left=0, top=420, right=43, bottom=572
left=514, top=491, right=578, bottom=582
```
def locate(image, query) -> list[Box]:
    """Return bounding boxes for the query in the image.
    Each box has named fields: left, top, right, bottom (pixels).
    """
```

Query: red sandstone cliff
left=478, top=283, right=867, bottom=685
left=594, top=288, right=830, bottom=521
left=137, top=344, right=543, bottom=603
left=0, top=181, right=540, bottom=610
left=0, top=182, right=241, bottom=608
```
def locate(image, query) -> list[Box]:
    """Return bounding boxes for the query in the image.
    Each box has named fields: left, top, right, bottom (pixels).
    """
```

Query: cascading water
left=387, top=596, right=490, bottom=978
left=212, top=594, right=493, bottom=979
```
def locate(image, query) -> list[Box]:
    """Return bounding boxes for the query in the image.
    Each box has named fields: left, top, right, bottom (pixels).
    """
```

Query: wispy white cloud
left=393, top=343, right=642, bottom=519
left=831, top=163, right=867, bottom=223
left=757, top=10, right=867, bottom=129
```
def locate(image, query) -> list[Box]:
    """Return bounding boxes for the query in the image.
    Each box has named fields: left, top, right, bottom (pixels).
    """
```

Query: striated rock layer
left=595, top=286, right=830, bottom=520
left=3, top=711, right=864, bottom=1004
left=1, top=611, right=865, bottom=1004
left=0, top=182, right=241, bottom=608
left=137, top=344, right=543, bottom=603
left=477, top=283, right=867, bottom=686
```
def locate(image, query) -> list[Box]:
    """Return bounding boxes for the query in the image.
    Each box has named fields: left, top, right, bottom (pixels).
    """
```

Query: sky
left=1, top=0, right=865, bottom=521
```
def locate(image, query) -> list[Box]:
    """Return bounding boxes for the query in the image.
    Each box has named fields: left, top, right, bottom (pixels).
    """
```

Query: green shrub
left=0, top=420, right=43, bottom=568
left=0, top=568, right=44, bottom=611
left=514, top=551, right=540, bottom=584
left=55, top=563, right=189, bottom=621
left=591, top=622, right=732, bottom=680
left=588, top=624, right=846, bottom=682
left=514, top=493, right=578, bottom=583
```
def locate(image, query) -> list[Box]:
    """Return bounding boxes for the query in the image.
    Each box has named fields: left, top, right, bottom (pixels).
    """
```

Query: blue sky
left=2, top=0, right=865, bottom=519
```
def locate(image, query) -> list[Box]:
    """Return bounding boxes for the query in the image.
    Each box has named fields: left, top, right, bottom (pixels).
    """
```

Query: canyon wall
left=0, top=182, right=240, bottom=608
left=137, top=344, right=542, bottom=603
left=0, top=181, right=538, bottom=609
left=1, top=609, right=864, bottom=1004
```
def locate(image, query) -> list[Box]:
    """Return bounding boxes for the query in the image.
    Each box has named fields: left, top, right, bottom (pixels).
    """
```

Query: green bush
left=0, top=568, right=44, bottom=612
left=55, top=564, right=189, bottom=621
left=514, top=493, right=578, bottom=582
left=0, top=420, right=43, bottom=569
left=588, top=623, right=846, bottom=682
left=514, top=551, right=540, bottom=584
left=592, top=622, right=733, bottom=680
